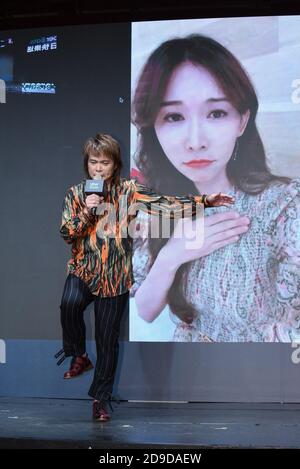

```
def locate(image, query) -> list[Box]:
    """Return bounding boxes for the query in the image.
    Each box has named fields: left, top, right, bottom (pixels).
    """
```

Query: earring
left=232, top=139, right=239, bottom=161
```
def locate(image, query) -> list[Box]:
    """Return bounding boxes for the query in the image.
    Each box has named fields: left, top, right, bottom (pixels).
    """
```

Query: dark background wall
left=1, top=2, right=300, bottom=402
left=1, top=0, right=300, bottom=30
left=0, top=23, right=131, bottom=339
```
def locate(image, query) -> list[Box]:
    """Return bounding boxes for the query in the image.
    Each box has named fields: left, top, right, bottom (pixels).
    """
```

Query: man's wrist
left=81, top=206, right=96, bottom=222
left=202, top=194, right=210, bottom=206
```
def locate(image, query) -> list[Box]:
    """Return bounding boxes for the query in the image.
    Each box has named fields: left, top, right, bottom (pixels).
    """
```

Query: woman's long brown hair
left=132, top=34, right=290, bottom=324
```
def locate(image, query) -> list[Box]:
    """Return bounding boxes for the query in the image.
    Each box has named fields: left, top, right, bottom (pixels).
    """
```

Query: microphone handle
left=91, top=191, right=104, bottom=215
left=85, top=190, right=103, bottom=216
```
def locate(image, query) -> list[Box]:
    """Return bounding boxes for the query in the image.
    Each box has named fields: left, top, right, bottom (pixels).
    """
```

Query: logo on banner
left=0, top=340, right=6, bottom=363
left=291, top=79, right=300, bottom=104
left=291, top=342, right=300, bottom=364
left=0, top=79, right=6, bottom=103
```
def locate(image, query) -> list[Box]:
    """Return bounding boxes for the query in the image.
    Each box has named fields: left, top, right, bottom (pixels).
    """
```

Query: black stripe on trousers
left=60, top=273, right=129, bottom=401
left=88, top=290, right=129, bottom=401
left=60, top=274, right=94, bottom=357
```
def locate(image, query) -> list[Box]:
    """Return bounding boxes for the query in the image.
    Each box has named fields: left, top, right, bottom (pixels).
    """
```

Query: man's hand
left=85, top=194, right=104, bottom=211
left=206, top=192, right=235, bottom=207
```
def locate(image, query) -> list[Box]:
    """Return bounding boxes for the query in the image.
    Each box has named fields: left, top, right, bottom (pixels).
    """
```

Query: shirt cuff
left=80, top=206, right=96, bottom=224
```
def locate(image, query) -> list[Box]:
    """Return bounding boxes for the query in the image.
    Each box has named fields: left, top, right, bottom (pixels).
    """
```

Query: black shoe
left=92, top=400, right=111, bottom=422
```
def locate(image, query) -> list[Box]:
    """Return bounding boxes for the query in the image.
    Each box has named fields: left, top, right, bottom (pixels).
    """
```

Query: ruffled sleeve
left=267, top=179, right=300, bottom=341
left=130, top=210, right=152, bottom=297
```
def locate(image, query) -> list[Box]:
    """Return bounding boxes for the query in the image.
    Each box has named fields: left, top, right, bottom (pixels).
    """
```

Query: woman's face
left=154, top=61, right=249, bottom=185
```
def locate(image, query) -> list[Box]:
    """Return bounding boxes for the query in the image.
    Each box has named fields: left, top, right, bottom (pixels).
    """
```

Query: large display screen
left=130, top=16, right=300, bottom=342
left=1, top=17, right=299, bottom=345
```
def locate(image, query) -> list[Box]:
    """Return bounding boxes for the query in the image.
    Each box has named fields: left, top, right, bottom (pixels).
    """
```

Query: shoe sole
left=63, top=363, right=94, bottom=379
left=93, top=416, right=111, bottom=422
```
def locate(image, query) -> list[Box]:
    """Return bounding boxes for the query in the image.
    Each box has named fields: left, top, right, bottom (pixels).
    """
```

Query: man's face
left=87, top=153, right=116, bottom=181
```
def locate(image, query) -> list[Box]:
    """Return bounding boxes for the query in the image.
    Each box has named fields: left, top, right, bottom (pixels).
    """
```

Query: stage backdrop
left=1, top=17, right=300, bottom=402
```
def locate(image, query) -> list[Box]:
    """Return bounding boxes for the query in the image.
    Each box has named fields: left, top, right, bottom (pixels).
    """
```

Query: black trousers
left=60, top=273, right=129, bottom=401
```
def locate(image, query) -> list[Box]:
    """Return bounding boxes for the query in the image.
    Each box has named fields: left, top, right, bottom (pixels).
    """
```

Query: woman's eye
left=163, top=113, right=184, bottom=122
left=209, top=110, right=228, bottom=119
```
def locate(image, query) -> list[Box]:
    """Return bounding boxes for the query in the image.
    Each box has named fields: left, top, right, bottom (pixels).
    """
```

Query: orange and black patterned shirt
left=60, top=178, right=208, bottom=297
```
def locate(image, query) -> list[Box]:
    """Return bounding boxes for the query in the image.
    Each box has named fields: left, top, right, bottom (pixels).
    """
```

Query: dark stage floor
left=0, top=398, right=300, bottom=449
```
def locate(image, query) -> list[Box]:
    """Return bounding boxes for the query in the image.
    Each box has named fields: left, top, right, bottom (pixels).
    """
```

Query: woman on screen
left=131, top=34, right=300, bottom=342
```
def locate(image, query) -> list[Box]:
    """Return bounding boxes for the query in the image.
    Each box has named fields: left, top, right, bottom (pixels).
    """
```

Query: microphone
left=84, top=174, right=104, bottom=215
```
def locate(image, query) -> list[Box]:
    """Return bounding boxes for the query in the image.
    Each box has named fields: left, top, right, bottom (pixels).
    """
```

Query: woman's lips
left=183, top=159, right=215, bottom=168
